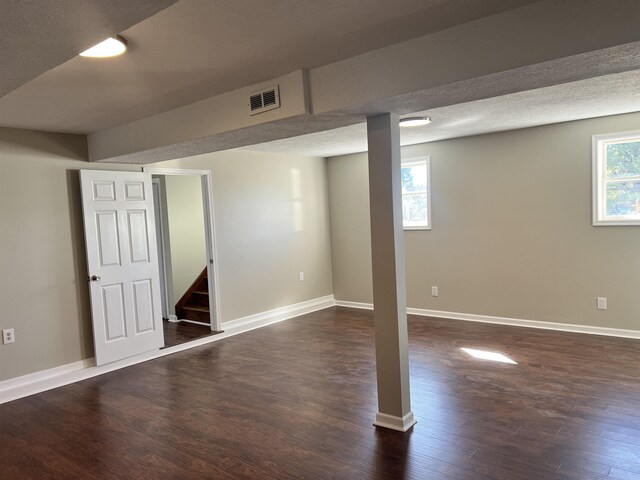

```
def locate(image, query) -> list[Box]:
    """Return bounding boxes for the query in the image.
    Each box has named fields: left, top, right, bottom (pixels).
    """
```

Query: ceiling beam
left=88, top=0, right=640, bottom=163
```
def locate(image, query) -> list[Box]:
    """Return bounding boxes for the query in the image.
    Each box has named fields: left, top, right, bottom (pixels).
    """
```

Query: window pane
left=402, top=193, right=428, bottom=225
left=401, top=164, right=427, bottom=193
left=606, top=180, right=640, bottom=217
left=606, top=140, right=640, bottom=179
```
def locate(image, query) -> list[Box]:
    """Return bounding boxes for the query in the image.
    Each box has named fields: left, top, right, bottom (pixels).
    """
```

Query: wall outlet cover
left=597, top=297, right=607, bottom=310
left=2, top=328, right=15, bottom=344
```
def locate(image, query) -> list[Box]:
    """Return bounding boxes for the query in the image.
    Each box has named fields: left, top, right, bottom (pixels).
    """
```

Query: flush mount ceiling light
left=399, top=116, right=431, bottom=127
left=79, top=35, right=127, bottom=58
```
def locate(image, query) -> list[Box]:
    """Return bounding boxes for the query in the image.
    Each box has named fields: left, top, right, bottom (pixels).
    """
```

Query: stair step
left=182, top=305, right=209, bottom=313
left=193, top=290, right=208, bottom=295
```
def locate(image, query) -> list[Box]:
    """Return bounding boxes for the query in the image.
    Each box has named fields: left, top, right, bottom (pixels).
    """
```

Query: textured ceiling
left=244, top=71, right=640, bottom=158
left=0, top=0, right=176, bottom=98
left=3, top=0, right=637, bottom=162
left=0, top=0, right=537, bottom=134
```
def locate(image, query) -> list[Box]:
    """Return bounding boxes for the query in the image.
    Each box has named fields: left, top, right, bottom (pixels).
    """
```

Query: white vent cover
left=249, top=85, right=280, bottom=115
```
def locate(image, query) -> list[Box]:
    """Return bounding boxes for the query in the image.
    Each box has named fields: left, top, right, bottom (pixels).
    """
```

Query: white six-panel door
left=80, top=170, right=164, bottom=365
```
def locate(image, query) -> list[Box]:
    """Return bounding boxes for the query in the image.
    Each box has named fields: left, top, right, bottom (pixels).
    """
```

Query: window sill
left=403, top=226, right=431, bottom=231
left=593, top=219, right=640, bottom=226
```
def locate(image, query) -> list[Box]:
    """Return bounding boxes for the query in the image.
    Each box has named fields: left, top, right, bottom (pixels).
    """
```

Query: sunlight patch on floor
left=461, top=347, right=517, bottom=364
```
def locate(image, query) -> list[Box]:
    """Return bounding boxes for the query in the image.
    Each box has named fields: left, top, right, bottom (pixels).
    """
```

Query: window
left=401, top=157, right=431, bottom=230
left=593, top=131, right=640, bottom=226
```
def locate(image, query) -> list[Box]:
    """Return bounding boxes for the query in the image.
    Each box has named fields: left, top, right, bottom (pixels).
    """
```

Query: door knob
left=90, top=275, right=101, bottom=281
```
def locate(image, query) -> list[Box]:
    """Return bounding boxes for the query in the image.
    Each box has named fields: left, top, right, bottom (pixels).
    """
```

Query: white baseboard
left=0, top=294, right=335, bottom=404
left=335, top=300, right=640, bottom=340
left=374, top=411, right=417, bottom=432
left=335, top=300, right=374, bottom=310
left=0, top=358, right=96, bottom=403
left=221, top=294, right=335, bottom=335
left=6, top=295, right=635, bottom=405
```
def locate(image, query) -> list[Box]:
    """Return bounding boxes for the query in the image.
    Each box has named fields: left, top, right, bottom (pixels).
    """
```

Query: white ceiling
left=244, top=71, right=640, bottom=157
left=0, top=0, right=176, bottom=98
left=1, top=0, right=638, bottom=162
left=0, top=0, right=537, bottom=134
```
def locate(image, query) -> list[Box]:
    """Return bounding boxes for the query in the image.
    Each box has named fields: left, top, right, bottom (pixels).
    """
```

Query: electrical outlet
left=597, top=297, right=607, bottom=310
left=299, top=272, right=305, bottom=281
left=2, top=328, right=15, bottom=344
left=431, top=286, right=439, bottom=297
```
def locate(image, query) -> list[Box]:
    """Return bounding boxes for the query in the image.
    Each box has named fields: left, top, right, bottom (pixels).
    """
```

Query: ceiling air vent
left=249, top=85, right=280, bottom=115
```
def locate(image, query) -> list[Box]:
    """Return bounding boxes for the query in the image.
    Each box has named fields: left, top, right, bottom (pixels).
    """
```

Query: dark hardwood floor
left=2, top=307, right=640, bottom=479
left=163, top=320, right=217, bottom=348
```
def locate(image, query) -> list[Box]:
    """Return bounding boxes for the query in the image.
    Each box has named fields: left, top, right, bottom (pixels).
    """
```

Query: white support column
left=367, top=112, right=416, bottom=432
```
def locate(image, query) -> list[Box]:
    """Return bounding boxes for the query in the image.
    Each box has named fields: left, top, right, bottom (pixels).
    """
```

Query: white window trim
left=401, top=156, right=431, bottom=231
left=592, top=130, right=640, bottom=226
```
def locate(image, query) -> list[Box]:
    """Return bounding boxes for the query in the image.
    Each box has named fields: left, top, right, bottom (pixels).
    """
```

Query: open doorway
left=145, top=167, right=222, bottom=348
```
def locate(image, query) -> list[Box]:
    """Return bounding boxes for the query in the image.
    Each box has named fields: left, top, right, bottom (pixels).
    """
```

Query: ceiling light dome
left=79, top=35, right=127, bottom=58
left=399, top=116, right=431, bottom=127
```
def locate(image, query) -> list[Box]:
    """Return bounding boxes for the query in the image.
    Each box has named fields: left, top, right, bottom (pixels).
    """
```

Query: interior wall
left=154, top=150, right=334, bottom=323
left=163, top=175, right=207, bottom=304
left=0, top=128, right=138, bottom=381
left=0, top=127, right=333, bottom=381
left=328, top=112, right=640, bottom=331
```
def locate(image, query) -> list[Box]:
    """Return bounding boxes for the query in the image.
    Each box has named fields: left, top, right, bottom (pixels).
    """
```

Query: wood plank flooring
left=162, top=320, right=217, bottom=348
left=1, top=306, right=639, bottom=479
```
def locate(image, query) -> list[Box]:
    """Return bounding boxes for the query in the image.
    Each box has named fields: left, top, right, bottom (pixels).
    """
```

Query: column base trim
left=374, top=411, right=417, bottom=432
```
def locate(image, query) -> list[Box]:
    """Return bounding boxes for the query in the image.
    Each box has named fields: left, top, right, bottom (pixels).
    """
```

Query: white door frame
left=143, top=167, right=222, bottom=332
left=151, top=177, right=172, bottom=321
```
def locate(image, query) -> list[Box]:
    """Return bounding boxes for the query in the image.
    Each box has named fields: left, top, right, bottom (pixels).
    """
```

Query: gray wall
left=0, top=128, right=333, bottom=381
left=163, top=175, right=208, bottom=303
left=155, top=150, right=334, bottom=322
left=0, top=129, right=136, bottom=380
left=328, top=113, right=640, bottom=331
left=3, top=112, right=637, bottom=383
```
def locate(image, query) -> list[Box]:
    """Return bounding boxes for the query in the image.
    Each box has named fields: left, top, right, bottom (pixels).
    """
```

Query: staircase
left=175, top=267, right=210, bottom=324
